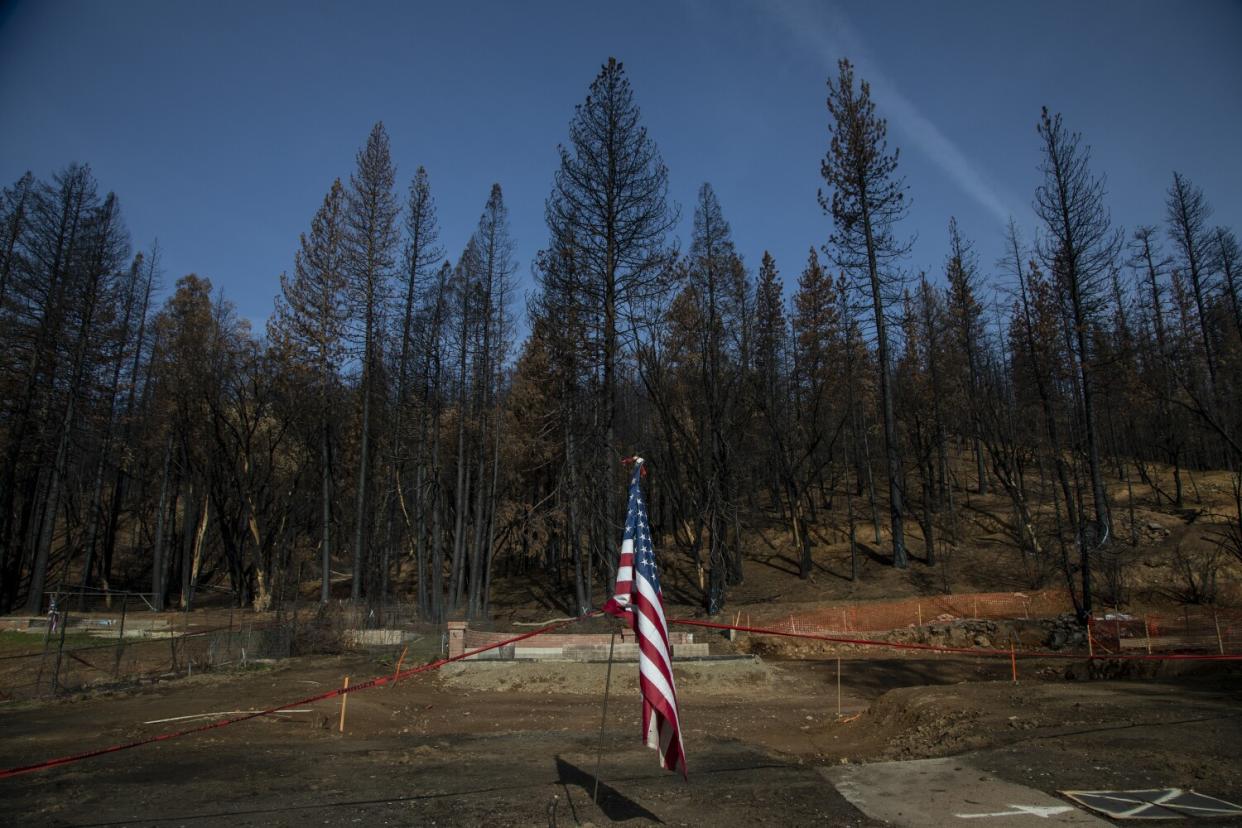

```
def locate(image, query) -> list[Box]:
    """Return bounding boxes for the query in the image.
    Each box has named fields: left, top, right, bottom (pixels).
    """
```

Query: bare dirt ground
left=2, top=646, right=1240, bottom=827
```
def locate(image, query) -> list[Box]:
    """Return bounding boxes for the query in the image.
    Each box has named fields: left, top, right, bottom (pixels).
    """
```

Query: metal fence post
left=169, top=614, right=178, bottom=674
left=52, top=609, right=70, bottom=695
left=114, top=596, right=128, bottom=678
left=35, top=605, right=54, bottom=695
left=182, top=605, right=191, bottom=675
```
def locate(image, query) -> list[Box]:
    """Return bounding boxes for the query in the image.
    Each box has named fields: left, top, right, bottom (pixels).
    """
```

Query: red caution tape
left=670, top=617, right=1242, bottom=662
left=0, top=611, right=598, bottom=779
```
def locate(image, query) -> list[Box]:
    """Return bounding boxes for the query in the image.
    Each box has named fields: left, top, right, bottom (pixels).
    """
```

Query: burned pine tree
left=460, top=185, right=515, bottom=619
left=752, top=251, right=790, bottom=517
left=542, top=57, right=677, bottom=609
left=269, top=179, right=350, bottom=604
left=1033, top=107, right=1122, bottom=615
left=819, top=58, right=911, bottom=569
left=789, top=248, right=842, bottom=579
left=944, top=217, right=988, bottom=496
left=1165, top=173, right=1218, bottom=394
left=390, top=166, right=444, bottom=616
left=343, top=122, right=400, bottom=605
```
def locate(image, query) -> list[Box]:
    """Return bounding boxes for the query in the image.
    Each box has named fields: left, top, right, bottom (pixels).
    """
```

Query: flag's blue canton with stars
left=635, top=501, right=658, bottom=593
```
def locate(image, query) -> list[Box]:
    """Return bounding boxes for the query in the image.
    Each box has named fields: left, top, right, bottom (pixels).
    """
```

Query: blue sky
left=2, top=0, right=1240, bottom=333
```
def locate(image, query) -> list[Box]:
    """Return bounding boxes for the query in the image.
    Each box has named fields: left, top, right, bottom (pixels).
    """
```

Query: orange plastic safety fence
left=768, top=590, right=1073, bottom=637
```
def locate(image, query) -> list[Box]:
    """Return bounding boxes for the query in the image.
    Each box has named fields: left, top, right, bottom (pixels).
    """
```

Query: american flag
left=603, top=457, right=686, bottom=778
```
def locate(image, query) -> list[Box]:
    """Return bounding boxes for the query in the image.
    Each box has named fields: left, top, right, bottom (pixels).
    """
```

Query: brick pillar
left=447, top=621, right=467, bottom=659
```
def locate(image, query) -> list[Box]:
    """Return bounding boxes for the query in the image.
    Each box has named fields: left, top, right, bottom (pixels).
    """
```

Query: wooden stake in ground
left=592, top=629, right=618, bottom=805
left=1144, top=618, right=1152, bottom=655
left=394, top=645, right=408, bottom=682
left=338, top=676, right=350, bottom=733
left=1214, top=609, right=1225, bottom=655
left=1087, top=618, right=1095, bottom=658
left=836, top=657, right=842, bottom=717
left=1010, top=639, right=1018, bottom=684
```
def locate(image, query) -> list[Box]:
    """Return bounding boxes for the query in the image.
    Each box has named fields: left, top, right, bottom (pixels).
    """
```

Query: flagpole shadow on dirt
left=555, top=756, right=663, bottom=824
left=592, top=627, right=618, bottom=805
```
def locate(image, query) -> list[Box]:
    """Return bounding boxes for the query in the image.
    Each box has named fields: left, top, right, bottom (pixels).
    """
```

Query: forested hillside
left=2, top=58, right=1238, bottom=622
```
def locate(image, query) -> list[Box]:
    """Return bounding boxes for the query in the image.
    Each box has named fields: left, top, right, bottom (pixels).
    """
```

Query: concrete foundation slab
left=822, top=756, right=1108, bottom=826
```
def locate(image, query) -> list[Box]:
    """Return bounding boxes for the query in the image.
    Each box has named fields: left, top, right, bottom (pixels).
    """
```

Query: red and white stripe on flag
left=611, top=536, right=634, bottom=611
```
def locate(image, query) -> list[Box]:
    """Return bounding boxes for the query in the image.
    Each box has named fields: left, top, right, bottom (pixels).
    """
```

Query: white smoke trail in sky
left=771, top=0, right=1019, bottom=226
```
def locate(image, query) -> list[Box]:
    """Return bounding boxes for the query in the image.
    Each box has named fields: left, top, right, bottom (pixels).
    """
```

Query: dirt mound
left=861, top=686, right=989, bottom=759
left=436, top=656, right=785, bottom=696
left=739, top=634, right=867, bottom=659
left=1063, top=657, right=1166, bottom=681
left=734, top=614, right=1093, bottom=661
left=1062, top=656, right=1242, bottom=681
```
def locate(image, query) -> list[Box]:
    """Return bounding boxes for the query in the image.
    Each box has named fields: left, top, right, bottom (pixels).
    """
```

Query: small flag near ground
left=603, top=457, right=686, bottom=778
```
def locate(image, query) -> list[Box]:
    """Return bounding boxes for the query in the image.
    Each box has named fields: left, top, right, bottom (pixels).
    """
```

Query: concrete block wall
left=448, top=620, right=701, bottom=661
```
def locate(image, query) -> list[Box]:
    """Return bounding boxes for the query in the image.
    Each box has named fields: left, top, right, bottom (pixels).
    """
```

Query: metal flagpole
left=592, top=628, right=618, bottom=805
